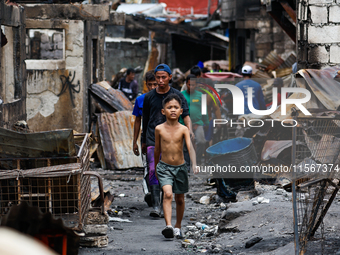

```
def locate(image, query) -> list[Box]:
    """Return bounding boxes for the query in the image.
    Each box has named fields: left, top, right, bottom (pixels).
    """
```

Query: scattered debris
left=85, top=211, right=109, bottom=225
left=218, top=221, right=240, bottom=233
left=245, top=237, right=263, bottom=248
left=257, top=197, right=270, bottom=204
left=182, top=239, right=195, bottom=248
left=236, top=190, right=259, bottom=202
left=199, top=195, right=211, bottom=205
left=79, top=235, right=109, bottom=248
left=108, top=217, right=132, bottom=223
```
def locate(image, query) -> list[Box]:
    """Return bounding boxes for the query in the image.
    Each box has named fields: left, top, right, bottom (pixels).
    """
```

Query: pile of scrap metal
left=88, top=81, right=143, bottom=170
left=245, top=50, right=296, bottom=79
left=237, top=66, right=340, bottom=186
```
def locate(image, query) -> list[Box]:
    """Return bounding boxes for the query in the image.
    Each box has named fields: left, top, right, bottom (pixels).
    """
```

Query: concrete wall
left=0, top=3, right=27, bottom=129
left=297, top=0, right=340, bottom=69
left=22, top=4, right=120, bottom=132
left=26, top=20, right=86, bottom=132
left=254, top=13, right=296, bottom=61
left=104, top=38, right=149, bottom=85
left=224, top=3, right=295, bottom=69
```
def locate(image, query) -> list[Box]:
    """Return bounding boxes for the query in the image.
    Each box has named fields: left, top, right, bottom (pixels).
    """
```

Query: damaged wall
left=0, top=3, right=27, bottom=129
left=25, top=19, right=87, bottom=132
left=222, top=0, right=295, bottom=69
left=104, top=37, right=149, bottom=82
left=254, top=14, right=296, bottom=61
left=23, top=4, right=115, bottom=132
left=297, top=0, right=340, bottom=69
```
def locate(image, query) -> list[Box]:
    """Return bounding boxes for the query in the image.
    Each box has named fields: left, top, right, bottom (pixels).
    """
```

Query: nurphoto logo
left=201, top=84, right=311, bottom=116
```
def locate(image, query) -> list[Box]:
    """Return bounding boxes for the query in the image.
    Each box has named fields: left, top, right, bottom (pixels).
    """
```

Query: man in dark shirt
left=142, top=64, right=193, bottom=218
left=118, top=68, right=138, bottom=101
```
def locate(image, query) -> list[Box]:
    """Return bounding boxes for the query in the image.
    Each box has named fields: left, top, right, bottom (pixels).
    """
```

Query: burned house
left=105, top=12, right=229, bottom=80
left=221, top=0, right=296, bottom=70
left=296, top=0, right=340, bottom=69
left=22, top=4, right=124, bottom=133
left=0, top=2, right=27, bottom=129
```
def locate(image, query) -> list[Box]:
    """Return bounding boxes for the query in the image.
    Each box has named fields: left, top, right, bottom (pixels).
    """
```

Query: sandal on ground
left=162, top=226, right=174, bottom=238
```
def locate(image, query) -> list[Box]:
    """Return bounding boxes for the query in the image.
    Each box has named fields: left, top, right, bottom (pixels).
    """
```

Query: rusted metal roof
left=98, top=111, right=143, bottom=170
left=89, top=82, right=133, bottom=113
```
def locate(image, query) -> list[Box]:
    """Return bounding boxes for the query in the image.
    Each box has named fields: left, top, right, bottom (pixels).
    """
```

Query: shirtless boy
left=154, top=94, right=197, bottom=239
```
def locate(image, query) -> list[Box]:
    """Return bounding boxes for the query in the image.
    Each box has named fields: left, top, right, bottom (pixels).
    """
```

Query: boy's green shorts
left=156, top=161, right=188, bottom=194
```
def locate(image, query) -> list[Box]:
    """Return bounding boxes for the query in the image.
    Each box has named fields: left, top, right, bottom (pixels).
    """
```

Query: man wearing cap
left=235, top=65, right=266, bottom=114
left=142, top=64, right=193, bottom=219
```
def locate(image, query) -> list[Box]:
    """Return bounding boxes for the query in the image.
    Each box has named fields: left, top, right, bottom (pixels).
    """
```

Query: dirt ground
left=79, top=170, right=340, bottom=255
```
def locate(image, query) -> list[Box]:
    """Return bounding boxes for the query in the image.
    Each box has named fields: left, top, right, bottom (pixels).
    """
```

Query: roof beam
left=267, top=1, right=296, bottom=43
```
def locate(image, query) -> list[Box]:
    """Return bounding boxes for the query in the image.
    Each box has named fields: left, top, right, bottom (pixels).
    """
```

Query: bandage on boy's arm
left=154, top=127, right=161, bottom=177
left=184, top=128, right=197, bottom=173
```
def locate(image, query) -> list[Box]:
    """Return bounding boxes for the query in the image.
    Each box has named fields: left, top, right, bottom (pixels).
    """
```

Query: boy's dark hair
left=162, top=93, right=182, bottom=108
left=145, top=70, right=156, bottom=82
left=186, top=74, right=196, bottom=83
left=127, top=68, right=135, bottom=75
left=190, top=65, right=201, bottom=77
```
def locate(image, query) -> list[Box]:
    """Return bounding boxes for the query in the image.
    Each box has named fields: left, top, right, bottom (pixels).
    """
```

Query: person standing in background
left=118, top=68, right=138, bottom=101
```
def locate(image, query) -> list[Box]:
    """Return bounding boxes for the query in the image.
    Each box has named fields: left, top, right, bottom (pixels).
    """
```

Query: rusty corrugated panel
left=89, top=82, right=133, bottom=113
left=98, top=111, right=143, bottom=169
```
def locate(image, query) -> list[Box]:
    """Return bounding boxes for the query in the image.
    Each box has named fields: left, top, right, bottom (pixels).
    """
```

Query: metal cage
left=0, top=133, right=92, bottom=231
left=292, top=116, right=340, bottom=254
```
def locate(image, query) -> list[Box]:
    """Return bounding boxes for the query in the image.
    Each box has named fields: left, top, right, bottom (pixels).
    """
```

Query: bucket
left=206, top=137, right=257, bottom=181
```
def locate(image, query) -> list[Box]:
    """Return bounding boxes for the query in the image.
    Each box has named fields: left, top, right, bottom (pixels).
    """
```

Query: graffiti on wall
left=57, top=71, right=80, bottom=107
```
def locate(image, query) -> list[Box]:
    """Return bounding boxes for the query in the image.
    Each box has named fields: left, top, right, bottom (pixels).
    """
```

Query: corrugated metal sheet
left=261, top=51, right=284, bottom=71
left=278, top=53, right=296, bottom=69
left=89, top=82, right=133, bottom=113
left=98, top=111, right=143, bottom=170
left=299, top=67, right=340, bottom=111
left=269, top=67, right=340, bottom=121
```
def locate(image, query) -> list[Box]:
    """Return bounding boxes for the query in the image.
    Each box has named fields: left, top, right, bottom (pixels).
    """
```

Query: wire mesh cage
left=0, top=133, right=91, bottom=231
left=292, top=117, right=340, bottom=254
